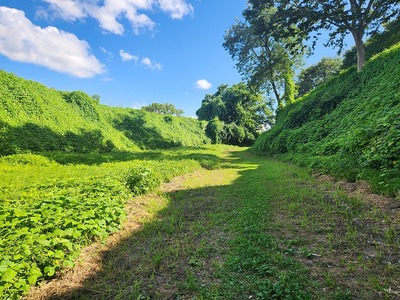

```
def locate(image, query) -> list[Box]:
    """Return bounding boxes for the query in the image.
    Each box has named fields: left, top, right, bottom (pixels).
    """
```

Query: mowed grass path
left=28, top=147, right=399, bottom=299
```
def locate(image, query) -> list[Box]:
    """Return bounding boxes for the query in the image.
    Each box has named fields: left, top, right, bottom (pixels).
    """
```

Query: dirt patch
left=314, top=173, right=400, bottom=211
left=269, top=174, right=400, bottom=299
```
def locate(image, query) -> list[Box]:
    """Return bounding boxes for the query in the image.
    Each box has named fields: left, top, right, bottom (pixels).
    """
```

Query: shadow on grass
left=35, top=150, right=313, bottom=300
left=0, top=121, right=116, bottom=155
left=34, top=151, right=252, bottom=299
left=32, top=148, right=400, bottom=300
left=39, top=147, right=225, bottom=172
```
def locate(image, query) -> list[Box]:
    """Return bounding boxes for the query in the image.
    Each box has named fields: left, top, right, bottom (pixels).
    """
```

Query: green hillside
left=0, top=71, right=210, bottom=155
left=252, top=44, right=400, bottom=196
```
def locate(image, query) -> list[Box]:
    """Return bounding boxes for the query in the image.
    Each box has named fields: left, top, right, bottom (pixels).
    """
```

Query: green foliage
left=197, top=83, right=271, bottom=146
left=297, top=57, right=343, bottom=97
left=126, top=167, right=161, bottom=196
left=342, top=17, right=400, bottom=70
left=61, top=91, right=100, bottom=122
left=112, top=109, right=209, bottom=149
left=252, top=43, right=400, bottom=195
left=141, top=102, right=184, bottom=116
left=0, top=154, right=57, bottom=166
left=223, top=11, right=302, bottom=108
left=283, top=67, right=296, bottom=105
left=0, top=70, right=209, bottom=155
left=0, top=171, right=128, bottom=299
left=205, top=118, right=226, bottom=144
left=0, top=147, right=220, bottom=299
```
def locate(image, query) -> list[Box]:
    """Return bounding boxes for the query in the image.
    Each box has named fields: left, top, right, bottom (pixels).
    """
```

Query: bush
left=126, top=167, right=161, bottom=196
left=206, top=118, right=226, bottom=144
left=0, top=154, right=56, bottom=166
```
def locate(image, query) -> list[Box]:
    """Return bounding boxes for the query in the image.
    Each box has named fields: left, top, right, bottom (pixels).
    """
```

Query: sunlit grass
left=2, top=145, right=399, bottom=299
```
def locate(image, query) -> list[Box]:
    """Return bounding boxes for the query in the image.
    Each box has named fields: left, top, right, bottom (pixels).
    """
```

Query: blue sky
left=0, top=1, right=346, bottom=117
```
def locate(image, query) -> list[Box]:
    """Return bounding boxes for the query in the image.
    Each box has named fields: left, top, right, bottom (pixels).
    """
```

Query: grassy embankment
left=0, top=70, right=210, bottom=155
left=252, top=43, right=400, bottom=196
left=22, top=146, right=399, bottom=300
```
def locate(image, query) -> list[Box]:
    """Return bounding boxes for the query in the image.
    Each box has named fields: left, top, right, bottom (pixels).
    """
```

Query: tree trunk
left=352, top=31, right=366, bottom=72
left=270, top=80, right=282, bottom=109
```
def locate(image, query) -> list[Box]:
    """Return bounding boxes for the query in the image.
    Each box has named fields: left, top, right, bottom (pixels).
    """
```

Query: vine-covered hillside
left=252, top=44, right=400, bottom=195
left=0, top=71, right=209, bottom=155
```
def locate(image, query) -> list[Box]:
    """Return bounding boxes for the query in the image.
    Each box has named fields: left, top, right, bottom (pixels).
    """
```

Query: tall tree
left=223, top=8, right=303, bottom=109
left=246, top=0, right=400, bottom=71
left=342, top=16, right=400, bottom=69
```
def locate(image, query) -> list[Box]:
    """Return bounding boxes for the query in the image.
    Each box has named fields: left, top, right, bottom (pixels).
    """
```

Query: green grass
left=0, top=146, right=222, bottom=299
left=21, top=146, right=399, bottom=300
left=2, top=146, right=399, bottom=299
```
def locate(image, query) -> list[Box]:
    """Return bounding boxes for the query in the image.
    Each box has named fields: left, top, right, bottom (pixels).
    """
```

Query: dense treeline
left=0, top=71, right=210, bottom=155
left=196, top=83, right=272, bottom=146
left=251, top=44, right=400, bottom=195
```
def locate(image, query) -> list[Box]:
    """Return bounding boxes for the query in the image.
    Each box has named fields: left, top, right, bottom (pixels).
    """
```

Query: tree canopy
left=141, top=102, right=184, bottom=116
left=243, top=0, right=400, bottom=71
left=223, top=5, right=302, bottom=109
left=196, top=83, right=272, bottom=146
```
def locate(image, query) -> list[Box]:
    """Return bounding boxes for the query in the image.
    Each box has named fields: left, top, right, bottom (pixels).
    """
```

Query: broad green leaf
left=28, top=266, right=42, bottom=284
left=44, top=266, right=56, bottom=277
left=63, top=260, right=75, bottom=268
left=2, top=268, right=17, bottom=282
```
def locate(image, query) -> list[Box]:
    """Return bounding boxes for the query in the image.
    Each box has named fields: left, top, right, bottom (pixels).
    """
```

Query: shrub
left=126, top=167, right=161, bottom=196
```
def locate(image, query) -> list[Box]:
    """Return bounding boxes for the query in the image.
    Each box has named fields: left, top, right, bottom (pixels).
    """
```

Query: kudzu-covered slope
left=0, top=71, right=209, bottom=155
left=252, top=44, right=400, bottom=195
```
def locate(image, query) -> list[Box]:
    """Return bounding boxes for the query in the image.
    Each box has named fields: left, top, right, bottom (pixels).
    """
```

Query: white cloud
left=41, top=0, right=193, bottom=35
left=119, top=50, right=162, bottom=71
left=100, top=46, right=114, bottom=61
left=141, top=57, right=162, bottom=71
left=195, top=79, right=212, bottom=90
left=158, top=0, right=194, bottom=19
left=90, top=2, right=155, bottom=35
left=101, top=77, right=113, bottom=82
left=43, top=0, right=86, bottom=21
left=0, top=6, right=105, bottom=78
left=119, top=49, right=138, bottom=62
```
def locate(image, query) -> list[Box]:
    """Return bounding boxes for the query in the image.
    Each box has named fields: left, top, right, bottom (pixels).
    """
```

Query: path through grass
left=27, top=147, right=400, bottom=299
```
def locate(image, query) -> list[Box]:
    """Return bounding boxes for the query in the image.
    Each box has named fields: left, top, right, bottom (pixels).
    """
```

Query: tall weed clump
left=252, top=44, right=400, bottom=195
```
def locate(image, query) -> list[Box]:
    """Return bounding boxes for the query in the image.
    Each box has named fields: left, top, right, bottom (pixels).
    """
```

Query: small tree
left=297, top=57, right=343, bottom=97
left=142, top=102, right=184, bottom=116
left=91, top=94, right=100, bottom=102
